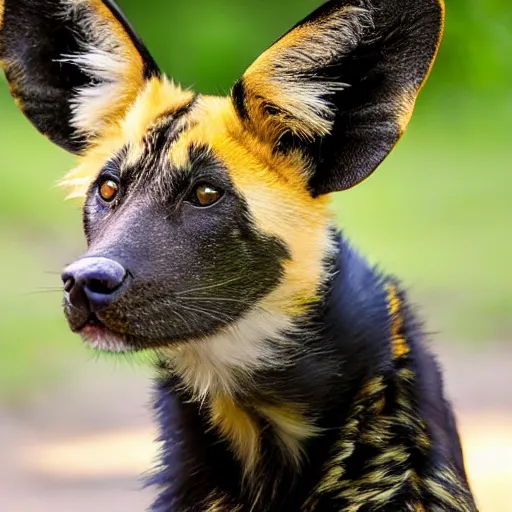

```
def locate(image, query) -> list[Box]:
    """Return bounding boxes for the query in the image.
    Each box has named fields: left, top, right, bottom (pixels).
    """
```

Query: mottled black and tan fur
left=0, top=0, right=478, bottom=510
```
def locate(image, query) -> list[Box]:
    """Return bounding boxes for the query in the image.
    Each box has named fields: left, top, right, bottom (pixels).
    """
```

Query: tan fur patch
left=122, top=77, right=194, bottom=144
left=396, top=89, right=417, bottom=136
left=60, top=122, right=128, bottom=198
left=60, top=78, right=193, bottom=197
left=387, top=284, right=410, bottom=360
left=209, top=395, right=260, bottom=474
left=257, top=403, right=320, bottom=467
left=209, top=396, right=319, bottom=477
left=0, top=0, right=4, bottom=31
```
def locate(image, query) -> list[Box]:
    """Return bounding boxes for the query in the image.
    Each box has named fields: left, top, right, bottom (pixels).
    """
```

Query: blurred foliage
left=116, top=0, right=512, bottom=98
left=0, top=0, right=510, bottom=401
left=437, top=0, right=512, bottom=94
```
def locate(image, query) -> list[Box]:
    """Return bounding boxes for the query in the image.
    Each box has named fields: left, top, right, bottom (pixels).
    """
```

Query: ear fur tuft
left=240, top=6, right=371, bottom=143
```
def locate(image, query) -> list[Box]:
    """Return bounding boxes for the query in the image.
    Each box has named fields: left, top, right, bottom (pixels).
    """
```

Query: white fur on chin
left=80, top=325, right=134, bottom=353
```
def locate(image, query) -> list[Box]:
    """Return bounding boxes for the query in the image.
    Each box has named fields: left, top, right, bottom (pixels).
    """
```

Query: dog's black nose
left=62, top=257, right=128, bottom=314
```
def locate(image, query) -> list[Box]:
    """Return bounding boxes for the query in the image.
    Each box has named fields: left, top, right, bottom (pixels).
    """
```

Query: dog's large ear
left=231, top=0, right=444, bottom=196
left=0, top=0, right=159, bottom=153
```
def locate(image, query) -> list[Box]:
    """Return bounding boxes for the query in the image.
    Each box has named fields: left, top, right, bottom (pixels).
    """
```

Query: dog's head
left=0, top=1, right=443, bottom=361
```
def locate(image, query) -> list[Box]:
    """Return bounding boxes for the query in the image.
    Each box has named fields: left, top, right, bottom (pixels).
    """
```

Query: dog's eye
left=191, top=184, right=223, bottom=207
left=98, top=178, right=119, bottom=203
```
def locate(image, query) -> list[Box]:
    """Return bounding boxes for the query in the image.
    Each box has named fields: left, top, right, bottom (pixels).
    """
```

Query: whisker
left=176, top=276, right=244, bottom=297
left=171, top=308, right=194, bottom=334
left=24, top=288, right=63, bottom=296
left=177, top=297, right=271, bottom=319
left=178, top=304, right=225, bottom=322
left=178, top=296, right=252, bottom=305
left=178, top=303, right=235, bottom=324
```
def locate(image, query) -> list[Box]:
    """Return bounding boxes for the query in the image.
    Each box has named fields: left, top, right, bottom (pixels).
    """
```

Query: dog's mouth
left=74, top=314, right=135, bottom=353
left=69, top=311, right=194, bottom=353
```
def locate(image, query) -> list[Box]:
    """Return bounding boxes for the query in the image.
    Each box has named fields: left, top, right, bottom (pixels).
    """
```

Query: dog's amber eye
left=98, top=179, right=119, bottom=203
left=193, top=184, right=222, bottom=207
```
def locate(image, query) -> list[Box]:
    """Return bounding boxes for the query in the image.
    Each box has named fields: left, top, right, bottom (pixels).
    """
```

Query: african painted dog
left=0, top=0, right=478, bottom=510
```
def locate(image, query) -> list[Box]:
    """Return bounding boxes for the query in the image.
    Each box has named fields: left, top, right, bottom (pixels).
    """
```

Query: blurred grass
left=0, top=92, right=81, bottom=401
left=0, top=232, right=74, bottom=399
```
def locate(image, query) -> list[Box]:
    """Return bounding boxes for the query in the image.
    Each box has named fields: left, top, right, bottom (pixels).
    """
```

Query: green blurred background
left=0, top=0, right=510, bottom=403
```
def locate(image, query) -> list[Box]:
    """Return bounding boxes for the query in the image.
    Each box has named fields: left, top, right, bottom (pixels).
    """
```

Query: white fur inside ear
left=64, top=50, right=134, bottom=132
left=247, top=6, right=372, bottom=140
left=58, top=0, right=145, bottom=137
left=165, top=308, right=295, bottom=400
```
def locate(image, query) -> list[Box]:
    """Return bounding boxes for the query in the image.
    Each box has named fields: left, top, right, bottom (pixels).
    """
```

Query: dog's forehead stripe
left=120, top=105, right=198, bottom=187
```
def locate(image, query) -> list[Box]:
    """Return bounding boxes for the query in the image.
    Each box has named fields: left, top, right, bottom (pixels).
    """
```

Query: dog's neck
left=149, top=233, right=414, bottom=508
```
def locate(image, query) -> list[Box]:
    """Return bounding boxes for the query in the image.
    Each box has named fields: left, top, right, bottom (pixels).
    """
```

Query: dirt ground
left=1, top=346, right=511, bottom=511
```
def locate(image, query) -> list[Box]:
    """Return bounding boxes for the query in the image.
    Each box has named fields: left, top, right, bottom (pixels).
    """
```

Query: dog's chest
left=151, top=369, right=474, bottom=512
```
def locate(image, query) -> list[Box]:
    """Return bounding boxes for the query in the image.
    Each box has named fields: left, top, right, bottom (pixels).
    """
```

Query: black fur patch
left=231, top=79, right=249, bottom=121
